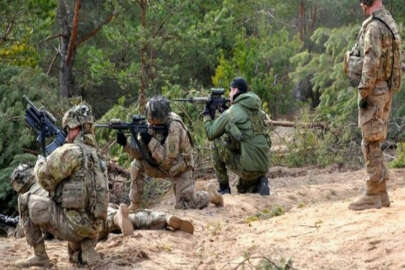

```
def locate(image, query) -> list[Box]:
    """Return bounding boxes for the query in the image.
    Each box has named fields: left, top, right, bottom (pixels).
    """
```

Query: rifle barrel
left=94, top=123, right=110, bottom=128
left=171, top=97, right=209, bottom=103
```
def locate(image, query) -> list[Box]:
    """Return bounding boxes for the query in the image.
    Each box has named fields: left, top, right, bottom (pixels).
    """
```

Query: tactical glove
left=140, top=131, right=152, bottom=145
left=359, top=98, right=368, bottom=109
left=202, top=101, right=215, bottom=120
left=116, top=132, right=127, bottom=146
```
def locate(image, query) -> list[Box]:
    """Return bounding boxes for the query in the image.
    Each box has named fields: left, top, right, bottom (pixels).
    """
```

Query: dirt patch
left=2, top=168, right=405, bottom=269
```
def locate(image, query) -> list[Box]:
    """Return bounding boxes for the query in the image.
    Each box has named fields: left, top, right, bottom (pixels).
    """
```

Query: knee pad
left=28, top=195, right=51, bottom=225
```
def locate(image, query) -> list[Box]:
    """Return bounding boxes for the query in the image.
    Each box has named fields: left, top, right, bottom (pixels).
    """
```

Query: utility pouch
left=61, top=180, right=86, bottom=209
left=344, top=50, right=363, bottom=87
left=362, top=119, right=386, bottom=142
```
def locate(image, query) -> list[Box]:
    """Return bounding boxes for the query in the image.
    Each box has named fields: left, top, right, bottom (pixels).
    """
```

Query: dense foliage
left=1, top=0, right=405, bottom=213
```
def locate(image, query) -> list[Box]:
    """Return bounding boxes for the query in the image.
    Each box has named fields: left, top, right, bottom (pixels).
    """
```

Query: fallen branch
left=266, top=119, right=327, bottom=129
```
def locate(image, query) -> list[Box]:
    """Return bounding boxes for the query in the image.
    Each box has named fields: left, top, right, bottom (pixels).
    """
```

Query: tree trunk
left=138, top=0, right=148, bottom=114
left=58, top=0, right=75, bottom=98
left=298, top=0, right=305, bottom=41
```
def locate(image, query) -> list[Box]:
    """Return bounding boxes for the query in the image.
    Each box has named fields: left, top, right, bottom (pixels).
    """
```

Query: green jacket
left=204, top=92, right=270, bottom=173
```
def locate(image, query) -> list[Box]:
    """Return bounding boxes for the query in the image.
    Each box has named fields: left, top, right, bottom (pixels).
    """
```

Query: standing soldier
left=16, top=104, right=109, bottom=267
left=344, top=0, right=401, bottom=210
left=116, top=96, right=223, bottom=210
left=203, top=77, right=271, bottom=195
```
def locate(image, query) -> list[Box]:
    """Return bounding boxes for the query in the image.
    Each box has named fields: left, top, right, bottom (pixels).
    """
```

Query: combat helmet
left=360, top=0, right=375, bottom=6
left=10, top=164, right=35, bottom=193
left=62, top=104, right=94, bottom=132
left=145, top=96, right=172, bottom=125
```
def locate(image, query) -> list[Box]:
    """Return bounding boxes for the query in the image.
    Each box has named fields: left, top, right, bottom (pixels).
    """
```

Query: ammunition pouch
left=61, top=180, right=87, bottom=210
left=344, top=50, right=363, bottom=87
left=362, top=118, right=386, bottom=142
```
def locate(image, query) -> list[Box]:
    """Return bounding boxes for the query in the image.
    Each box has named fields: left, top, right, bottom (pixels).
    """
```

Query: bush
left=0, top=64, right=68, bottom=215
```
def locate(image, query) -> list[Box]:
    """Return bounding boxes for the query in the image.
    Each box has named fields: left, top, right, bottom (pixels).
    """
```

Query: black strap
left=371, top=15, right=396, bottom=88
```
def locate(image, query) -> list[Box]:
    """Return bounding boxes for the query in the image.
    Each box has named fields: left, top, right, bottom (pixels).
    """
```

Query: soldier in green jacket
left=203, top=77, right=271, bottom=195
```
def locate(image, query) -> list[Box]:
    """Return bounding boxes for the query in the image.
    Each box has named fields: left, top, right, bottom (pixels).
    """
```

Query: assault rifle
left=23, top=96, right=66, bottom=157
left=0, top=214, right=19, bottom=227
left=172, top=88, right=230, bottom=119
left=95, top=115, right=166, bottom=167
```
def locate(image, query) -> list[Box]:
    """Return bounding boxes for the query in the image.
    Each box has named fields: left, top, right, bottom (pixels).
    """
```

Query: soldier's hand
left=202, top=102, right=215, bottom=120
left=140, top=131, right=152, bottom=145
left=359, top=98, right=368, bottom=109
left=116, top=132, right=127, bottom=147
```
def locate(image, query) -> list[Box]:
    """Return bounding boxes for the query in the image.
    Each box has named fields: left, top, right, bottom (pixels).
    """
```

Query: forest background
left=1, top=0, right=405, bottom=215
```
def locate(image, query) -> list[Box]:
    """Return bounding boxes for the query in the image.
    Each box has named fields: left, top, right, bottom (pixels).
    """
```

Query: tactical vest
left=344, top=9, right=401, bottom=92
left=54, top=142, right=109, bottom=220
left=166, top=112, right=194, bottom=169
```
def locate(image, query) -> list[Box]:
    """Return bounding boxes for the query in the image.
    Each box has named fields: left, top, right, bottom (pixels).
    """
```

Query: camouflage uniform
left=125, top=112, right=211, bottom=209
left=204, top=92, right=271, bottom=193
left=345, top=7, right=401, bottom=210
left=9, top=164, right=48, bottom=238
left=100, top=203, right=193, bottom=238
left=16, top=105, right=109, bottom=267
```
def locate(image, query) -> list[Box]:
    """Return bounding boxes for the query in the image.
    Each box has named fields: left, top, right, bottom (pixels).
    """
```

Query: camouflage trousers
left=211, top=139, right=263, bottom=192
left=18, top=194, right=100, bottom=258
left=103, top=204, right=169, bottom=234
left=130, top=160, right=209, bottom=209
left=359, top=82, right=392, bottom=184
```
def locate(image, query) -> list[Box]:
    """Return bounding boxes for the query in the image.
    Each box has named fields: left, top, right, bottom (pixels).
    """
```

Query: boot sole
left=114, top=205, right=134, bottom=236
left=208, top=184, right=224, bottom=207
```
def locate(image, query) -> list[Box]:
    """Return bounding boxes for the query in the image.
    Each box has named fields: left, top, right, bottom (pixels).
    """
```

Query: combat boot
left=114, top=203, right=134, bottom=236
left=15, top=242, right=50, bottom=268
left=166, top=215, right=194, bottom=234
left=379, top=180, right=390, bottom=207
left=208, top=183, right=224, bottom=207
left=348, top=181, right=382, bottom=211
left=68, top=241, right=81, bottom=264
left=81, top=239, right=101, bottom=265
left=218, top=182, right=231, bottom=194
left=256, top=176, right=270, bottom=196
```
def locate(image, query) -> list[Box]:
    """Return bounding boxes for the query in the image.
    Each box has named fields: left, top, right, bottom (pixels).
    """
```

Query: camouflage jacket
left=125, top=112, right=194, bottom=176
left=357, top=7, right=401, bottom=98
left=204, top=92, right=270, bottom=173
left=147, top=112, right=194, bottom=176
left=34, top=133, right=109, bottom=236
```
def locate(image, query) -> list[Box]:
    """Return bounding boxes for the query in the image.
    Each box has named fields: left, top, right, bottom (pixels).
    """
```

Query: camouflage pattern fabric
left=358, top=8, right=401, bottom=99
left=126, top=112, right=209, bottom=209
left=355, top=7, right=400, bottom=185
left=104, top=205, right=168, bottom=233
left=211, top=138, right=263, bottom=192
left=28, top=131, right=108, bottom=262
left=129, top=159, right=209, bottom=209
left=204, top=92, right=270, bottom=192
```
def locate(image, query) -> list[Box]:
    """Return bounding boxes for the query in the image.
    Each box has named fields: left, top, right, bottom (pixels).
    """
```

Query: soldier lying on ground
left=11, top=164, right=194, bottom=241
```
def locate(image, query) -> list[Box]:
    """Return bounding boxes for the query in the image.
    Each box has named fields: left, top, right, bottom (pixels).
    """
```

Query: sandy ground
left=2, top=166, right=405, bottom=270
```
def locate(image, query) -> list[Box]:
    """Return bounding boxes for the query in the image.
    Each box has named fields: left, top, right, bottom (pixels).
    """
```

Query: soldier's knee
left=28, top=195, right=51, bottom=225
